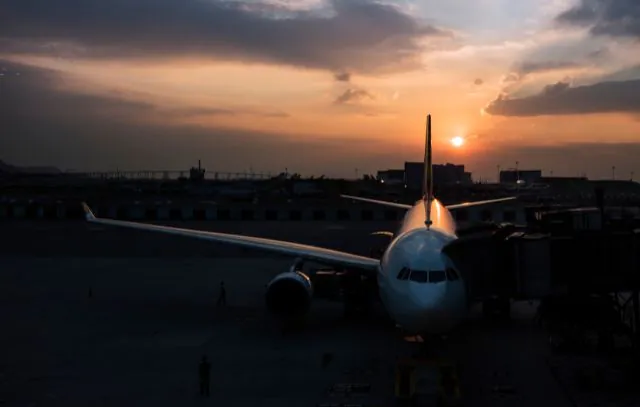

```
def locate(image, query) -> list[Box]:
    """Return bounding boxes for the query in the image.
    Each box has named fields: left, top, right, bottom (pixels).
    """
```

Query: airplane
left=80, top=114, right=516, bottom=336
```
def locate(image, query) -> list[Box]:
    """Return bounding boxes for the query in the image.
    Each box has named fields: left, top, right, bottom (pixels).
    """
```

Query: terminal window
left=337, top=210, right=350, bottom=220
left=455, top=209, right=469, bottom=222
left=217, top=209, right=230, bottom=220
left=265, top=210, right=278, bottom=220
left=503, top=210, right=516, bottom=222
left=480, top=209, right=492, bottom=221
left=313, top=210, right=325, bottom=220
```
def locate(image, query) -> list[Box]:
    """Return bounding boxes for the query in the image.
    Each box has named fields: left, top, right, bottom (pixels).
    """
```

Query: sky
left=1, top=0, right=640, bottom=180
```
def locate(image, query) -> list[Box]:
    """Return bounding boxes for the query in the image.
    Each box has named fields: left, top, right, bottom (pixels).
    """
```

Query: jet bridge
left=443, top=224, right=640, bottom=339
left=444, top=224, right=640, bottom=300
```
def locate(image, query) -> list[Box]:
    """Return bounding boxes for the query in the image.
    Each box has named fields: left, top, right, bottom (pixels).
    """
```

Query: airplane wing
left=340, top=195, right=412, bottom=209
left=445, top=197, right=517, bottom=210
left=81, top=203, right=379, bottom=271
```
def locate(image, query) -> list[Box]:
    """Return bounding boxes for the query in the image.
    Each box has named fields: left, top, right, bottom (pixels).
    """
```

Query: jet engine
left=265, top=267, right=313, bottom=320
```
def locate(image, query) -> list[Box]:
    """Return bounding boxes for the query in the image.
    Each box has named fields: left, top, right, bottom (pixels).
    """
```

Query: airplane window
left=429, top=270, right=446, bottom=283
left=446, top=268, right=459, bottom=281
left=397, top=267, right=410, bottom=280
left=409, top=270, right=428, bottom=283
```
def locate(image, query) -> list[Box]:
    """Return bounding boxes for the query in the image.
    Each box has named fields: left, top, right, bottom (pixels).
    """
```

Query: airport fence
left=0, top=200, right=526, bottom=224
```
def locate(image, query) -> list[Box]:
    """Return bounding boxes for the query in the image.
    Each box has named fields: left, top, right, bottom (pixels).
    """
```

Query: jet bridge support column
left=633, top=290, right=640, bottom=347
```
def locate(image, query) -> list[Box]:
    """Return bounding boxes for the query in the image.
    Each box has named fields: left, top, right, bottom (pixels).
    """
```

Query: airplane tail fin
left=423, top=114, right=433, bottom=228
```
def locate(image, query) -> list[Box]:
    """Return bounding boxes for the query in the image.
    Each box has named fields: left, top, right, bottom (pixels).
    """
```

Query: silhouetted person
left=216, top=281, right=226, bottom=307
left=199, top=356, right=211, bottom=397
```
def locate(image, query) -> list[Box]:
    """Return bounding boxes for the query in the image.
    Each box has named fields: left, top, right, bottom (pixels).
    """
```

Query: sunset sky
left=1, top=0, right=639, bottom=180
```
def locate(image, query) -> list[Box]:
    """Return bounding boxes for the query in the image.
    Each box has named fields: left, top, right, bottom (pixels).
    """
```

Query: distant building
left=500, top=170, right=541, bottom=185
left=377, top=169, right=405, bottom=185
left=404, top=162, right=472, bottom=190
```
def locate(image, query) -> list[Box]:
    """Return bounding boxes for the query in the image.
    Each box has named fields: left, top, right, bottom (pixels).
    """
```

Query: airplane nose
left=410, top=286, right=451, bottom=330
left=413, top=285, right=447, bottom=310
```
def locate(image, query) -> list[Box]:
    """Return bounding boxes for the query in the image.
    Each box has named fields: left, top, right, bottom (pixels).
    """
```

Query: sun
left=450, top=136, right=464, bottom=148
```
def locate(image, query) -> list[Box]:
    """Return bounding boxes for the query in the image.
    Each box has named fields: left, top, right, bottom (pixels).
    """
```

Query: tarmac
left=0, top=220, right=629, bottom=406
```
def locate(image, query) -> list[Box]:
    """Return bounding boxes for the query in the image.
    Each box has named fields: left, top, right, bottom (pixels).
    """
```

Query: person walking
left=199, top=355, right=211, bottom=397
left=216, top=281, right=226, bottom=307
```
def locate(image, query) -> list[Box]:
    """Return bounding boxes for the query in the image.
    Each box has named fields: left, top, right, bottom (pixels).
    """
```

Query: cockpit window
left=397, top=267, right=410, bottom=280
left=445, top=268, right=459, bottom=281
left=398, top=268, right=452, bottom=283
left=409, top=270, right=428, bottom=283
left=429, top=270, right=446, bottom=283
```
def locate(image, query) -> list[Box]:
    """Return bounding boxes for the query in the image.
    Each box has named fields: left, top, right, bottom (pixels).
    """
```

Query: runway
left=0, top=220, right=599, bottom=406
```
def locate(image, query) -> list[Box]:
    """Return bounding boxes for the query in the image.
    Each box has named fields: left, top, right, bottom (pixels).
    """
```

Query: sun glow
left=450, top=136, right=464, bottom=148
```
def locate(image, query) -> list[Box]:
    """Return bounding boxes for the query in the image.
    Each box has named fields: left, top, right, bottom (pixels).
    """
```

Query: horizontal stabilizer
left=370, top=231, right=394, bottom=237
left=340, top=195, right=412, bottom=210
left=445, top=197, right=517, bottom=210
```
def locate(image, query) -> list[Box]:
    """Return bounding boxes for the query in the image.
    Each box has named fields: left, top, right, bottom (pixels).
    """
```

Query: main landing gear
left=340, top=270, right=377, bottom=320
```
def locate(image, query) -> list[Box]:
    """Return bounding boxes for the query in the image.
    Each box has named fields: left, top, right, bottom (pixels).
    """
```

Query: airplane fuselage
left=377, top=199, right=467, bottom=334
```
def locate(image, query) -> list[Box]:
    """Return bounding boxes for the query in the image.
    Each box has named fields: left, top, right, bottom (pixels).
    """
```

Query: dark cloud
left=474, top=78, right=483, bottom=86
left=502, top=60, right=580, bottom=83
left=0, top=62, right=288, bottom=120
left=334, top=71, right=351, bottom=82
left=0, top=60, right=391, bottom=176
left=586, top=47, right=610, bottom=60
left=541, top=80, right=571, bottom=96
left=0, top=62, right=157, bottom=121
left=0, top=0, right=450, bottom=75
left=334, top=88, right=375, bottom=104
left=502, top=72, right=520, bottom=83
left=556, top=0, right=640, bottom=38
left=518, top=60, right=580, bottom=75
left=485, top=79, right=640, bottom=116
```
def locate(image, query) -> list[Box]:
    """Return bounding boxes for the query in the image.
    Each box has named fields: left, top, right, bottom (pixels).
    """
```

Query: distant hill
left=0, top=159, right=61, bottom=174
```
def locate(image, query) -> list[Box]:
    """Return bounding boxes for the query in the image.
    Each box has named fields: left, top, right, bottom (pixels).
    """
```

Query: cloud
left=484, top=78, right=640, bottom=116
left=334, top=88, right=375, bottom=104
left=0, top=60, right=393, bottom=176
left=334, top=71, right=351, bottom=82
left=556, top=0, right=640, bottom=39
left=0, top=61, right=290, bottom=121
left=0, top=0, right=451, bottom=75
left=518, top=60, right=581, bottom=75
left=502, top=59, right=582, bottom=84
left=0, top=62, right=157, bottom=121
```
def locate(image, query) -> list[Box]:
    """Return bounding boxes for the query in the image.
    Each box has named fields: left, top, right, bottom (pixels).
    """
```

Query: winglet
left=81, top=202, right=96, bottom=221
